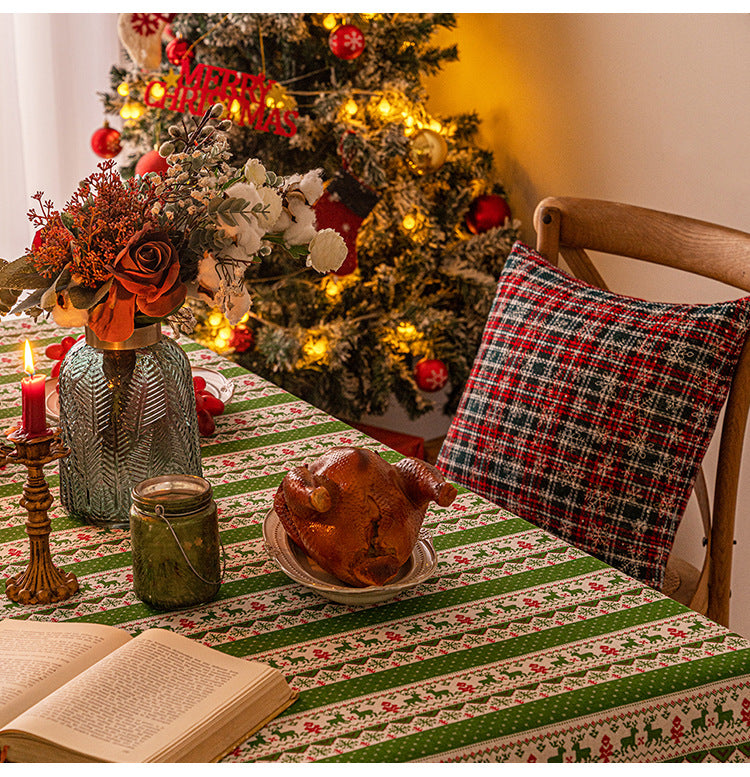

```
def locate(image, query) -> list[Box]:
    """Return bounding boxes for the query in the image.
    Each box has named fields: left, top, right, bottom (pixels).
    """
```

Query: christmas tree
left=99, top=12, right=520, bottom=423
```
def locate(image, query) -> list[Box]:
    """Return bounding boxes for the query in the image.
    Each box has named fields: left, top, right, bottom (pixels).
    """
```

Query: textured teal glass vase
left=58, top=324, right=202, bottom=528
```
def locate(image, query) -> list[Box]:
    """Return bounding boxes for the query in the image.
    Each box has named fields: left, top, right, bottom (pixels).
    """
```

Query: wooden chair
left=534, top=196, right=750, bottom=626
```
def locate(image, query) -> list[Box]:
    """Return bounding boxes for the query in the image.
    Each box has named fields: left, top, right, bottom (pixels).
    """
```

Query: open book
left=0, top=619, right=296, bottom=762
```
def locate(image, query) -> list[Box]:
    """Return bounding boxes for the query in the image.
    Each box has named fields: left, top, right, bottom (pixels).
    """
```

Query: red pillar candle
left=21, top=340, right=47, bottom=436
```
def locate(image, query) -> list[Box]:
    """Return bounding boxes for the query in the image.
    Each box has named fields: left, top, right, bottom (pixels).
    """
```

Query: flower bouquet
left=0, top=103, right=346, bottom=339
left=0, top=104, right=346, bottom=527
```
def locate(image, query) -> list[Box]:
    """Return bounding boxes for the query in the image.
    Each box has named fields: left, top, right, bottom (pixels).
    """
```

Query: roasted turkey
left=273, top=446, right=457, bottom=587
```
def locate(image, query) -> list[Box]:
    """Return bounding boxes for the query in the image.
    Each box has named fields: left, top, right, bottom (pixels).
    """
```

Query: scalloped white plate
left=45, top=367, right=233, bottom=423
left=262, top=508, right=438, bottom=605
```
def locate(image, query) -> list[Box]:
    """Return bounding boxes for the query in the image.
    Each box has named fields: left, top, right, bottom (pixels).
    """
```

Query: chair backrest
left=534, top=196, right=750, bottom=626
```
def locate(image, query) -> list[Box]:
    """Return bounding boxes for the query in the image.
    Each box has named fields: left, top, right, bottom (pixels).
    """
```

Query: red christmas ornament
left=329, top=24, right=365, bottom=60
left=465, top=194, right=512, bottom=235
left=313, top=170, right=379, bottom=276
left=228, top=325, right=255, bottom=353
left=135, top=149, right=170, bottom=177
left=90, top=122, right=122, bottom=159
left=414, top=358, right=449, bottom=392
left=166, top=37, right=194, bottom=65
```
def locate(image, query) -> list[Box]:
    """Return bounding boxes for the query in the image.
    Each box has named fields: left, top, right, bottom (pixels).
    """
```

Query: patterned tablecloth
left=1, top=317, right=750, bottom=763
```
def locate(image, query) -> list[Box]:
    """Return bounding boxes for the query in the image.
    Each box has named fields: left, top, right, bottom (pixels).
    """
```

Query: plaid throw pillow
left=436, top=242, right=750, bottom=589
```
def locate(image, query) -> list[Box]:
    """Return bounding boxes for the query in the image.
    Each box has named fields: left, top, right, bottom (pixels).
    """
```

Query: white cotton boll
left=284, top=197, right=317, bottom=245
left=272, top=208, right=292, bottom=233
left=235, top=221, right=263, bottom=256
left=296, top=169, right=324, bottom=205
left=243, top=158, right=267, bottom=186
left=51, top=294, right=89, bottom=328
left=306, top=228, right=348, bottom=273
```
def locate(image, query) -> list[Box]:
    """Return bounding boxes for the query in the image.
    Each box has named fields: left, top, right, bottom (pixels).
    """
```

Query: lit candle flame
left=23, top=340, right=34, bottom=376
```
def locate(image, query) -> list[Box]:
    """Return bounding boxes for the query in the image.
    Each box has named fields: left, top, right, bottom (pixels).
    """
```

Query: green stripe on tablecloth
left=429, top=518, right=534, bottom=550
left=0, top=372, right=24, bottom=385
left=0, top=418, right=348, bottom=503
left=285, top=597, right=683, bottom=716
left=60, top=524, right=592, bottom=628
left=209, top=555, right=609, bottom=658
left=66, top=571, right=298, bottom=628
left=199, top=419, right=351, bottom=456
left=317, top=641, right=750, bottom=762
left=222, top=393, right=302, bottom=412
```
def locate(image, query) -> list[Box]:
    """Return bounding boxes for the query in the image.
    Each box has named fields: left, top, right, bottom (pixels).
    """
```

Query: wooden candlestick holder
left=0, top=427, right=79, bottom=605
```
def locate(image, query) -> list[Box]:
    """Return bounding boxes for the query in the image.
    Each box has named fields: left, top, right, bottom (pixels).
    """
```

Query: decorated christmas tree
left=98, top=12, right=520, bottom=423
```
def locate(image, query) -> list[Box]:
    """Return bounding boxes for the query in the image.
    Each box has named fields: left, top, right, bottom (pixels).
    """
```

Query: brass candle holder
left=0, top=426, right=79, bottom=605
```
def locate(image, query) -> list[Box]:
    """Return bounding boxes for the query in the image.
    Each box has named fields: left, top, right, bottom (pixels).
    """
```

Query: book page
left=5, top=628, right=288, bottom=763
left=0, top=620, right=132, bottom=729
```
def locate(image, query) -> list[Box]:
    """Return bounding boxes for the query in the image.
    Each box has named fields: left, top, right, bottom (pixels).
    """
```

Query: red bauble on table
left=465, top=194, right=512, bottom=234
left=193, top=375, right=225, bottom=437
left=414, top=358, right=449, bottom=392
left=166, top=37, right=194, bottom=65
left=329, top=24, right=365, bottom=60
left=90, top=122, right=122, bottom=159
left=135, top=149, right=170, bottom=177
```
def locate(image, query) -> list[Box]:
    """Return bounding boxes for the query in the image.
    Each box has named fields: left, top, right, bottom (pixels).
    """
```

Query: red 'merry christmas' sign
left=145, top=59, right=299, bottom=138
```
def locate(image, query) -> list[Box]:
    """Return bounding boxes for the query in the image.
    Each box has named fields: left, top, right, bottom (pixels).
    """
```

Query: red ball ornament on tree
left=329, top=24, right=365, bottom=60
left=90, top=122, right=121, bottom=159
left=414, top=358, right=449, bottom=392
left=135, top=149, right=169, bottom=177
left=166, top=37, right=194, bottom=65
left=465, top=194, right=512, bottom=235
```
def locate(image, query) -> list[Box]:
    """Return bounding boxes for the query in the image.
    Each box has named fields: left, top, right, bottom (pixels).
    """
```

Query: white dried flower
left=196, top=254, right=222, bottom=293
left=244, top=158, right=267, bottom=186
left=306, top=228, right=347, bottom=273
left=255, top=187, right=282, bottom=230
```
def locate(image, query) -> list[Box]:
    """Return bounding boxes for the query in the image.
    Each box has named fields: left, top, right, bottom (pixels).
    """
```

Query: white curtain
left=0, top=13, right=120, bottom=261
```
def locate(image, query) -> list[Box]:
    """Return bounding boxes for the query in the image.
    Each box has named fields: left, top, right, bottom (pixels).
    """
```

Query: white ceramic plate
left=45, top=367, right=233, bottom=423
left=263, top=508, right=438, bottom=605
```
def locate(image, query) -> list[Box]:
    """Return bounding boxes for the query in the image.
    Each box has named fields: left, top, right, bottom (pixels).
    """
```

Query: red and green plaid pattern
left=437, top=242, right=750, bottom=590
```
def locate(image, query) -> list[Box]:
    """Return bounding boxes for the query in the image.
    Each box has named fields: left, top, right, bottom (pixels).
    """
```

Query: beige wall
left=426, top=13, right=750, bottom=635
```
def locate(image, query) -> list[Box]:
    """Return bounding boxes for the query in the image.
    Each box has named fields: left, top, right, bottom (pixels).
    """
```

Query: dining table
left=1, top=314, right=750, bottom=763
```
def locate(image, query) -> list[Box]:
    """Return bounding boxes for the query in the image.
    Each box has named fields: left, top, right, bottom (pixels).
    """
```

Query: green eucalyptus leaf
left=40, top=284, right=58, bottom=311
left=10, top=287, right=46, bottom=315
left=54, top=266, right=73, bottom=292
left=0, top=287, right=21, bottom=316
left=0, top=256, right=50, bottom=290
left=68, top=278, right=113, bottom=310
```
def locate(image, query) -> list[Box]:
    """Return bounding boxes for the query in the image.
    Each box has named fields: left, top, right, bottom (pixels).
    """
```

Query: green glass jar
left=130, top=475, right=222, bottom=610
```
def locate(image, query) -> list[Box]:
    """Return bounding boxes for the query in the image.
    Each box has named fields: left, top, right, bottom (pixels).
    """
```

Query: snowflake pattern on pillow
left=437, top=242, right=750, bottom=589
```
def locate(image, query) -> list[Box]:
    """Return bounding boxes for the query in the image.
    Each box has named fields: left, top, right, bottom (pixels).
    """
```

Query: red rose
left=88, top=228, right=186, bottom=342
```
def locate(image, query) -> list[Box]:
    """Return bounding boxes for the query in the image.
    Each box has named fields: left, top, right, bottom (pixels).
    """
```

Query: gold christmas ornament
left=408, top=128, right=448, bottom=174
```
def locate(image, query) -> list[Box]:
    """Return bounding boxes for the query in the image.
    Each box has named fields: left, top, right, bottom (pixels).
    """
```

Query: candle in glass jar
left=21, top=340, right=47, bottom=436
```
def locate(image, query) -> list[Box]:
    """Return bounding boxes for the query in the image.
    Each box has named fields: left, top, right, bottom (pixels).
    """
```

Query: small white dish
left=45, top=367, right=233, bottom=423
left=191, top=367, right=234, bottom=404
left=263, top=508, right=438, bottom=605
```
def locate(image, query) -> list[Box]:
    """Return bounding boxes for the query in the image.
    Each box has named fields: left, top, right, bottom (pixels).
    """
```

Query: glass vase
left=58, top=324, right=202, bottom=528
